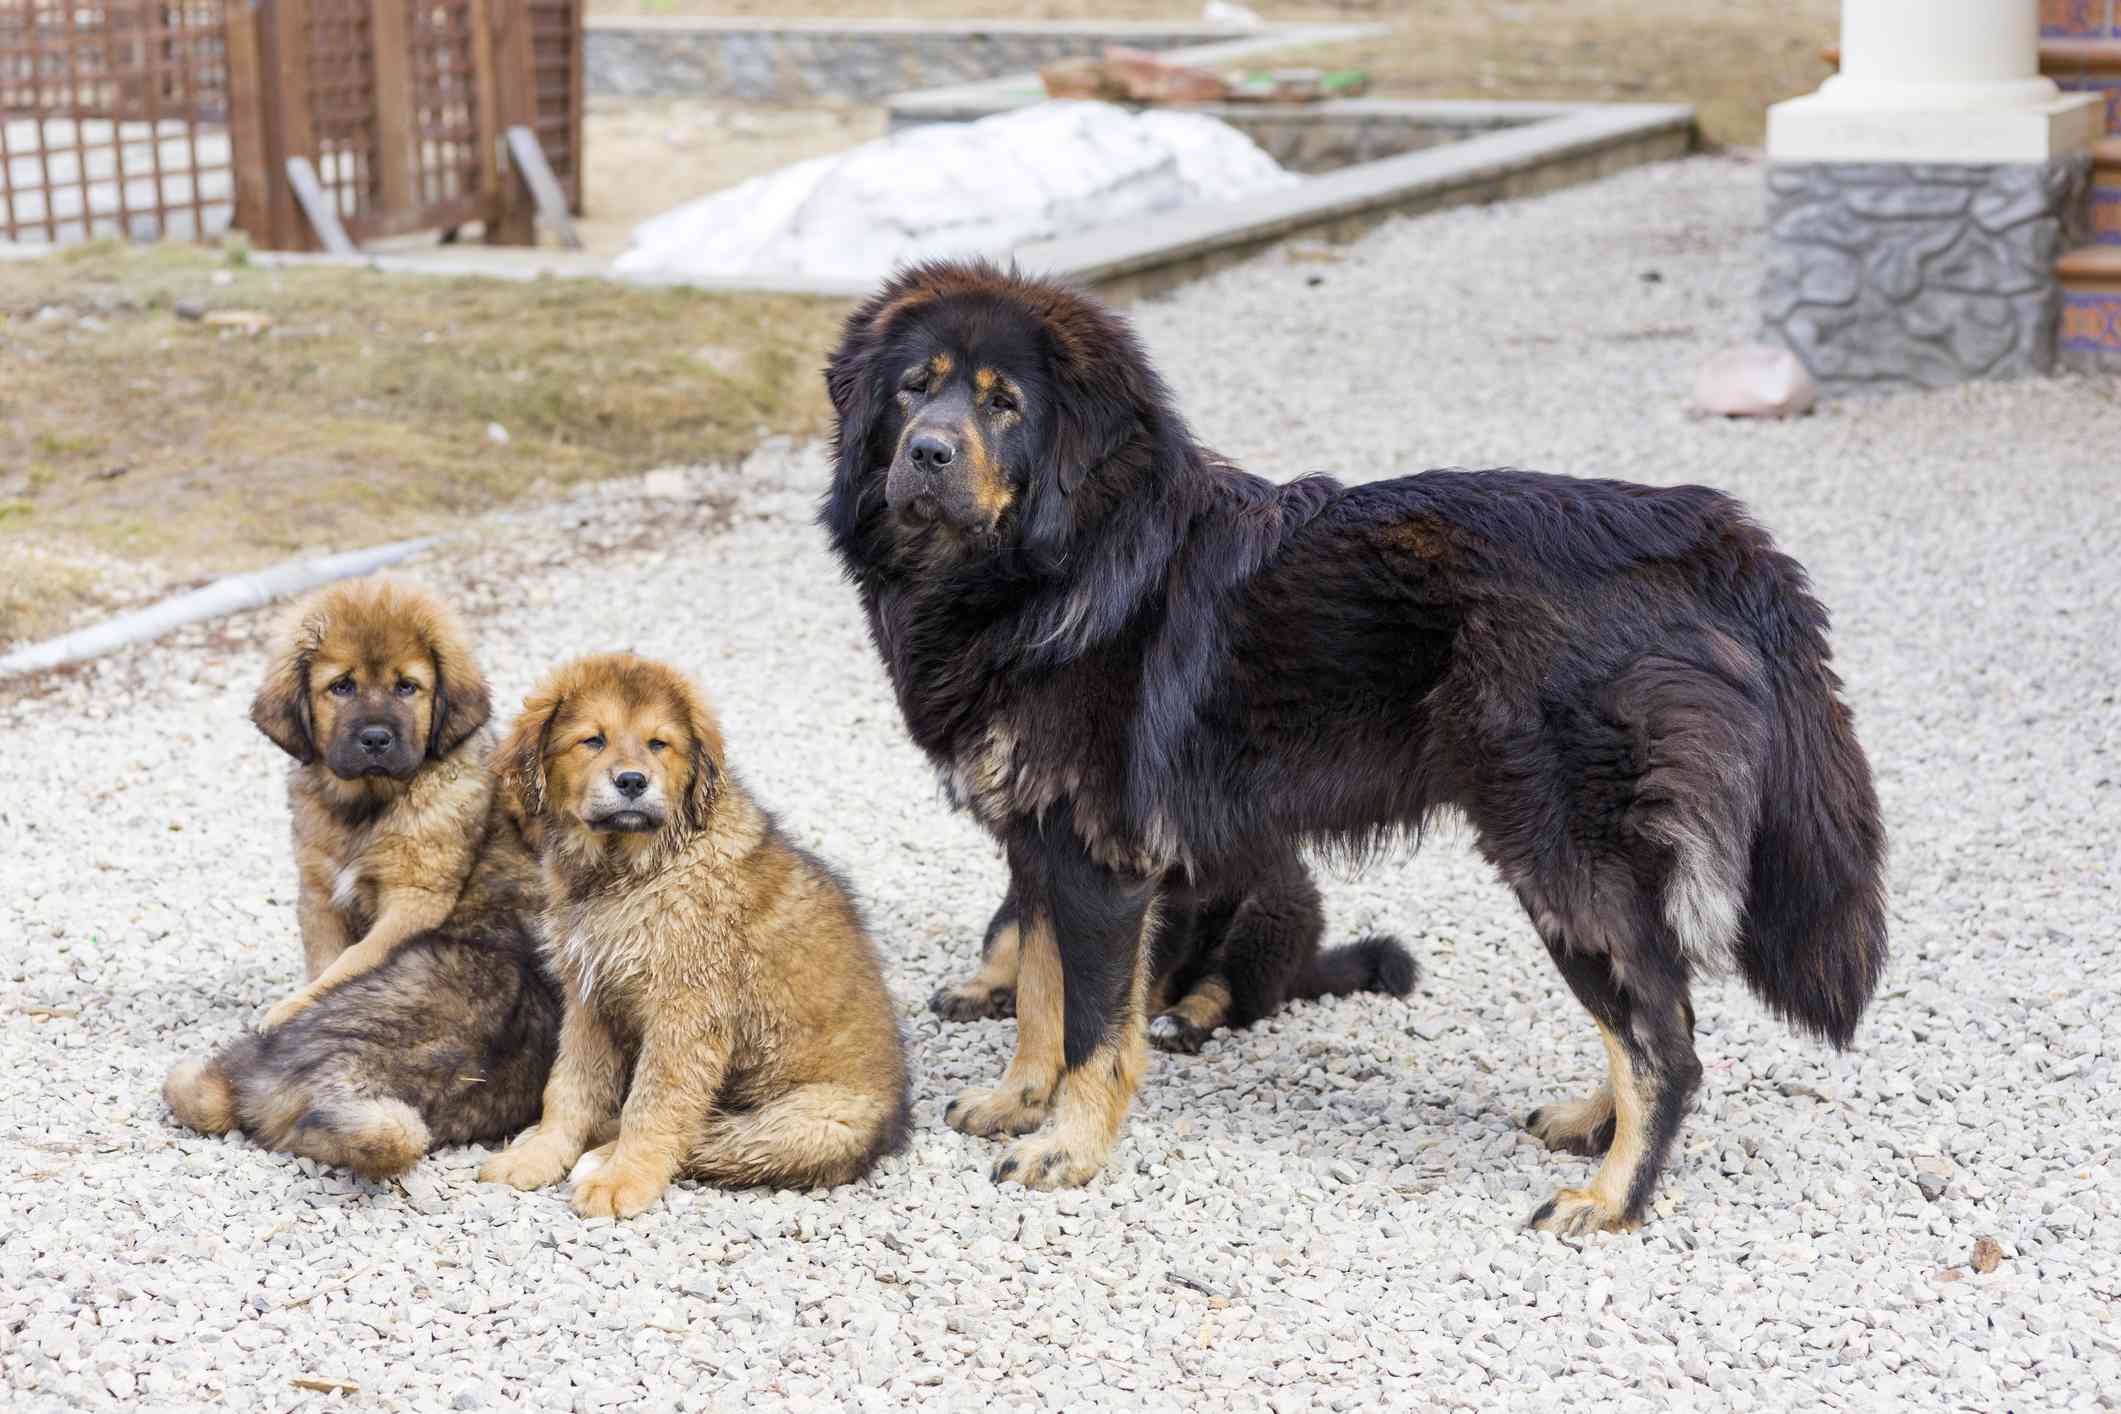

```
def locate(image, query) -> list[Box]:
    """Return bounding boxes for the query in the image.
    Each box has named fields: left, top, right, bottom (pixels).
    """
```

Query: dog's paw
left=478, top=1139, right=574, bottom=1192
left=1525, top=1096, right=1616, bottom=1157
left=928, top=983, right=1016, bottom=1022
left=1526, top=1187, right=1637, bottom=1238
left=261, top=991, right=318, bottom=1032
left=944, top=1082, right=1050, bottom=1139
left=1147, top=1011, right=1210, bottom=1055
left=568, top=1141, right=618, bottom=1184
left=570, top=1162, right=666, bottom=1220
left=991, top=1133, right=1101, bottom=1191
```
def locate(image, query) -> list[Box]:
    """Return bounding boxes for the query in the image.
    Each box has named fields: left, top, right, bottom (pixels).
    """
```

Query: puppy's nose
left=613, top=771, right=649, bottom=800
left=357, top=726, right=395, bottom=754
left=908, top=432, right=956, bottom=471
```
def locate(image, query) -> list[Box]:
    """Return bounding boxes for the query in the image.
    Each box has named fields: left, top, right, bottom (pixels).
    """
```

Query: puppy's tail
left=1288, top=935, right=1419, bottom=1002
left=282, top=1095, right=433, bottom=1181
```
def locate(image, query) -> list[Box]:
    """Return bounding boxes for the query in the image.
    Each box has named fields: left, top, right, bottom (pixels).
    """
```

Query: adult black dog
left=821, top=261, right=1887, bottom=1235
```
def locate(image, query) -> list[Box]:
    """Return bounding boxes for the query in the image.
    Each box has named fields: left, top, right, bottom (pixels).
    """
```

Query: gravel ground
left=3, top=154, right=2117, bottom=1411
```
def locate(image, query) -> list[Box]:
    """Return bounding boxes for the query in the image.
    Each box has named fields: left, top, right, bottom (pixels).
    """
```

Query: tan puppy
left=478, top=653, right=909, bottom=1218
left=246, top=576, right=495, bottom=1030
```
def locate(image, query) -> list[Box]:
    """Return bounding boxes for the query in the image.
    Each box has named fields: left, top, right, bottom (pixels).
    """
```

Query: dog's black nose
left=613, top=771, right=649, bottom=800
left=357, top=726, right=395, bottom=754
left=908, top=433, right=956, bottom=470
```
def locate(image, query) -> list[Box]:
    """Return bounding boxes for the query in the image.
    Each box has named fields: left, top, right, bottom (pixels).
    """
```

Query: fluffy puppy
left=243, top=576, right=496, bottom=1029
left=162, top=578, right=559, bottom=1178
left=478, top=653, right=909, bottom=1218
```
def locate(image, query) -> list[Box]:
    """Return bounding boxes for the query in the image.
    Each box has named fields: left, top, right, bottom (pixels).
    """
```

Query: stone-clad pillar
left=1763, top=0, right=2102, bottom=391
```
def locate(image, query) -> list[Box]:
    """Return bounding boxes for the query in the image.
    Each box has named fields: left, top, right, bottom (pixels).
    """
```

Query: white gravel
left=3, top=154, right=2117, bottom=1410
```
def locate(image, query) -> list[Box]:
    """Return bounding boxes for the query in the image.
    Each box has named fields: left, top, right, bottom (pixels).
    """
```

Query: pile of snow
left=612, top=101, right=1301, bottom=284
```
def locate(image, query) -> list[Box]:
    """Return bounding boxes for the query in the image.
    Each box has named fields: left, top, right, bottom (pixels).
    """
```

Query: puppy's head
left=824, top=260, right=1165, bottom=572
left=496, top=654, right=724, bottom=858
left=249, top=576, right=492, bottom=788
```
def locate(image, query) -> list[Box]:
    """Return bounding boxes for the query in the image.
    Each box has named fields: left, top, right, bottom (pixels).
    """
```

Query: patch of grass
left=0, top=244, right=850, bottom=644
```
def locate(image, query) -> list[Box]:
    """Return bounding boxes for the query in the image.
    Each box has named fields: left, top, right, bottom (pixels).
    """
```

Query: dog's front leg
left=979, top=809, right=1158, bottom=1191
left=479, top=980, right=625, bottom=1193
left=569, top=1021, right=729, bottom=1220
left=264, top=884, right=456, bottom=1030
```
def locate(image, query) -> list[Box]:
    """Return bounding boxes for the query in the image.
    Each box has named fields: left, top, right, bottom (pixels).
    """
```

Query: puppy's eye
left=394, top=680, right=419, bottom=698
left=648, top=739, right=668, bottom=753
left=328, top=677, right=355, bottom=697
left=581, top=734, right=605, bottom=751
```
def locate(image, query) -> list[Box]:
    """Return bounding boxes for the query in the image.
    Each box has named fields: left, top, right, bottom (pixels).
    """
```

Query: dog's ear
left=683, top=741, right=721, bottom=834
left=494, top=691, right=561, bottom=821
left=249, top=622, right=318, bottom=764
left=426, top=646, right=493, bottom=760
left=822, top=302, right=896, bottom=548
left=674, top=676, right=728, bottom=834
left=1023, top=373, right=1139, bottom=572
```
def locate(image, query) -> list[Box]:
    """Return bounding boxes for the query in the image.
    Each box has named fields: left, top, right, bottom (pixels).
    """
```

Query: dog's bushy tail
left=1289, top=935, right=1419, bottom=1002
left=1736, top=667, right=1889, bottom=1050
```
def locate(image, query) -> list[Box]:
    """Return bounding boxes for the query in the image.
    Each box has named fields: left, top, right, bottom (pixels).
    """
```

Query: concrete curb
left=0, top=536, right=440, bottom=680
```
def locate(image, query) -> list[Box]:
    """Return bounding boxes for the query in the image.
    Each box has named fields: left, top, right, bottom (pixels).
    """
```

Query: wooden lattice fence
left=0, top=0, right=580, bottom=250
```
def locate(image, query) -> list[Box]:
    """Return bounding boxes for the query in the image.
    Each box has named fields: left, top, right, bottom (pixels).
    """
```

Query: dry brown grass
left=0, top=242, right=849, bottom=646
left=589, top=0, right=1836, bottom=147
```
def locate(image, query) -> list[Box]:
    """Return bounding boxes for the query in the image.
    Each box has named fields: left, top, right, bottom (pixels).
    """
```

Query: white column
left=1768, top=0, right=2100, bottom=163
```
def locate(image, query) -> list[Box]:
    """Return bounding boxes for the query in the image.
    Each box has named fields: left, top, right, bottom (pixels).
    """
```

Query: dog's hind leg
left=1526, top=938, right=1701, bottom=1236
left=930, top=890, right=1023, bottom=1023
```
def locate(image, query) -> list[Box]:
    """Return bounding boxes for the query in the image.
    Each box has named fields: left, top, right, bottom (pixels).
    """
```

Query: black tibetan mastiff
left=822, top=261, right=1887, bottom=1235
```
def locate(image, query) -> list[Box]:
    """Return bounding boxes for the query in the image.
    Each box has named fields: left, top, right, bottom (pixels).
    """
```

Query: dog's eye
left=899, top=370, right=930, bottom=396
left=394, top=680, right=419, bottom=698
left=581, top=734, right=605, bottom=751
left=987, top=391, right=1017, bottom=415
left=328, top=677, right=355, bottom=697
left=648, top=739, right=668, bottom=753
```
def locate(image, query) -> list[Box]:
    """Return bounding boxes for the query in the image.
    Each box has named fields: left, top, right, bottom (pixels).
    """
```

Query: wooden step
left=2058, top=244, right=2121, bottom=285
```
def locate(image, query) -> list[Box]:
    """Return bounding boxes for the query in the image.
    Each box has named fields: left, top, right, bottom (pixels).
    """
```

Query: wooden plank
left=505, top=122, right=581, bottom=248
left=566, top=0, right=584, bottom=213
left=224, top=0, right=274, bottom=245
left=285, top=154, right=357, bottom=252
left=368, top=0, right=417, bottom=217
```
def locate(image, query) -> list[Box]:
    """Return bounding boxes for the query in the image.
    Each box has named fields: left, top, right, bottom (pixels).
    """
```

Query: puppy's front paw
left=1526, top=1187, right=1636, bottom=1237
left=928, top=983, right=1016, bottom=1022
left=991, top=1132, right=1101, bottom=1190
left=478, top=1138, right=574, bottom=1192
left=944, top=1082, right=1050, bottom=1139
left=1147, top=1011, right=1210, bottom=1055
left=571, top=1161, right=666, bottom=1220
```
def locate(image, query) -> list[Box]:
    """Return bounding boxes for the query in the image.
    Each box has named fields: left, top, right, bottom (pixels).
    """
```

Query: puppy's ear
left=426, top=647, right=493, bottom=760
left=249, top=624, right=317, bottom=764
left=683, top=742, right=721, bottom=834
left=494, top=691, right=560, bottom=821
left=676, top=679, right=728, bottom=834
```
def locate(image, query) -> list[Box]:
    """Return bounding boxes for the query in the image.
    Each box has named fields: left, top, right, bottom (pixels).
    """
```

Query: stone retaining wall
left=585, top=19, right=1242, bottom=102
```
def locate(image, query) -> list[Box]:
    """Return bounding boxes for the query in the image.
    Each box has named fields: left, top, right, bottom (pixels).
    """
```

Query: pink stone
left=1692, top=343, right=1819, bottom=417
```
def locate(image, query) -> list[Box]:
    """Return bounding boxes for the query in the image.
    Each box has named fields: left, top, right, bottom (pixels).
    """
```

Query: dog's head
left=249, top=577, right=492, bottom=787
left=824, top=260, right=1171, bottom=572
left=495, top=654, right=724, bottom=859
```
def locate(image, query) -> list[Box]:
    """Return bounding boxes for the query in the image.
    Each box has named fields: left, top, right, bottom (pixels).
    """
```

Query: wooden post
left=256, top=0, right=318, bottom=250
left=223, top=0, right=274, bottom=245
left=368, top=0, right=417, bottom=220
left=566, top=0, right=585, bottom=215
left=468, top=0, right=504, bottom=231
left=485, top=0, right=537, bottom=245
